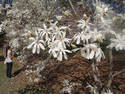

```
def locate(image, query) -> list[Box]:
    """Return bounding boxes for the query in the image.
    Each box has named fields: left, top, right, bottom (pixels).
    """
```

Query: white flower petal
left=39, top=43, right=45, bottom=50
left=27, top=42, right=35, bottom=49
left=32, top=44, right=37, bottom=54
left=37, top=44, right=40, bottom=54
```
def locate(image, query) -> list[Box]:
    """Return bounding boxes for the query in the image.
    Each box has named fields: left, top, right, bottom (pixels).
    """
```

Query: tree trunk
left=92, top=59, right=103, bottom=93
left=107, top=49, right=113, bottom=88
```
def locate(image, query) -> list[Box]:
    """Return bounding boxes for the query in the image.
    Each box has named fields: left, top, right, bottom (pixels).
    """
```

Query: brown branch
left=107, top=49, right=113, bottom=88
left=113, top=69, right=125, bottom=78
left=68, top=0, right=78, bottom=18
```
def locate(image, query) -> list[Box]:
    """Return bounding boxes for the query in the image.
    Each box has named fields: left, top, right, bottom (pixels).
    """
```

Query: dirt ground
left=9, top=52, right=125, bottom=94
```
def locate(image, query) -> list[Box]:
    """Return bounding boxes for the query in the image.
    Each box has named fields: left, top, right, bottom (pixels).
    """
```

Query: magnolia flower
left=77, top=19, right=91, bottom=31
left=81, top=44, right=105, bottom=62
left=83, top=14, right=88, bottom=20
left=49, top=33, right=71, bottom=61
left=104, top=89, right=113, bottom=94
left=48, top=38, right=58, bottom=58
left=63, top=10, right=71, bottom=17
left=73, top=31, right=91, bottom=44
left=50, top=21, right=58, bottom=29
left=107, top=34, right=125, bottom=51
left=93, top=0, right=109, bottom=15
left=27, top=31, right=45, bottom=54
left=56, top=15, right=62, bottom=21
left=57, top=48, right=71, bottom=61
left=55, top=32, right=71, bottom=48
left=91, top=29, right=103, bottom=42
left=40, top=23, right=52, bottom=43
left=52, top=26, right=66, bottom=40
left=49, top=43, right=71, bottom=61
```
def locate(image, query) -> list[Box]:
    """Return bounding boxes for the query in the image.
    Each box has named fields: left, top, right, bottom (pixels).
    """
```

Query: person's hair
left=6, top=46, right=11, bottom=57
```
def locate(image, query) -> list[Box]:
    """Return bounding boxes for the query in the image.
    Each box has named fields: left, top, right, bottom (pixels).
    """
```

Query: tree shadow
left=12, top=67, right=24, bottom=77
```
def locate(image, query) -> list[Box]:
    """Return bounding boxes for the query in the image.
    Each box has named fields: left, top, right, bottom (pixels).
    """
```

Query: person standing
left=5, top=46, right=13, bottom=78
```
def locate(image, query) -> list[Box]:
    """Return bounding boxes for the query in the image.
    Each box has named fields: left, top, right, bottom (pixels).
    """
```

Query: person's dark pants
left=6, top=62, right=13, bottom=78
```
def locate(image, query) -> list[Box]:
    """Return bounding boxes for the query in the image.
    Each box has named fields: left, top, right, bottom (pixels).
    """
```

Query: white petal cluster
left=26, top=21, right=71, bottom=61
left=107, top=34, right=125, bottom=51
left=48, top=26, right=71, bottom=61
left=74, top=28, right=103, bottom=44
left=63, top=10, right=71, bottom=17
left=9, top=38, right=20, bottom=49
left=73, top=31, right=91, bottom=44
left=74, top=19, right=104, bottom=62
left=27, top=31, right=45, bottom=54
left=77, top=18, right=91, bottom=31
left=93, top=0, right=109, bottom=16
left=104, top=89, right=113, bottom=94
left=40, top=24, right=53, bottom=45
left=56, top=15, right=63, bottom=21
left=91, top=29, right=103, bottom=42
left=81, top=44, right=105, bottom=62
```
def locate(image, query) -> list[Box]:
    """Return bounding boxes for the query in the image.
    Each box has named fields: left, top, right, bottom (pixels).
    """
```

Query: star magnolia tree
left=2, top=0, right=125, bottom=93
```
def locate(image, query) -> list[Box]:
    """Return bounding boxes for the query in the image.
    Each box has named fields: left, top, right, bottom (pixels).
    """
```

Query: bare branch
left=113, top=69, right=125, bottom=78
left=68, top=0, right=78, bottom=18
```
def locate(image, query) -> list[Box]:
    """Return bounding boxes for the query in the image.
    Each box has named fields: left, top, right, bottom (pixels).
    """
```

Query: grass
left=0, top=49, right=21, bottom=94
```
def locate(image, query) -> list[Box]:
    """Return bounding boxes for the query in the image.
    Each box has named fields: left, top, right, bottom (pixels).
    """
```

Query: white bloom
left=50, top=21, right=58, bottom=28
left=55, top=32, right=71, bottom=48
left=93, top=0, right=109, bottom=15
left=73, top=31, right=91, bottom=44
left=40, top=23, right=53, bottom=44
left=56, top=15, right=62, bottom=21
left=91, top=29, right=103, bottom=42
left=104, top=89, right=113, bottom=94
left=27, top=31, right=45, bottom=54
left=40, top=24, right=52, bottom=39
left=81, top=44, right=105, bottom=62
left=56, top=47, right=71, bottom=61
left=107, top=34, right=125, bottom=51
left=52, top=26, right=66, bottom=40
left=49, top=39, right=71, bottom=61
left=10, top=38, right=20, bottom=48
left=34, top=78, right=40, bottom=83
left=77, top=19, right=91, bottom=31
left=63, top=10, right=71, bottom=17
left=48, top=38, right=58, bottom=58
